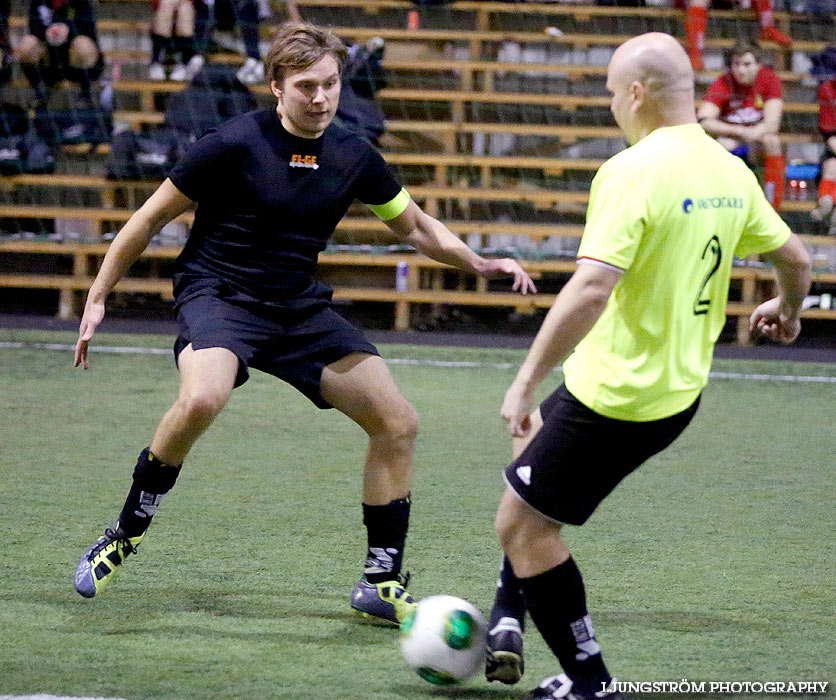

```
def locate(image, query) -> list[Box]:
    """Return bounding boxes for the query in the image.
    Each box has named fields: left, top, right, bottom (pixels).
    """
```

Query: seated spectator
left=149, top=0, right=203, bottom=82
left=686, top=0, right=790, bottom=72
left=231, top=0, right=264, bottom=85
left=811, top=47, right=836, bottom=234
left=16, top=0, right=104, bottom=108
left=698, top=40, right=785, bottom=212
left=0, top=0, right=10, bottom=86
left=191, top=0, right=297, bottom=86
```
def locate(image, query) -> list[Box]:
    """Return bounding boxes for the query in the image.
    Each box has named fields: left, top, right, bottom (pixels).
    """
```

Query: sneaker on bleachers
left=148, top=62, right=166, bottom=81
left=237, top=57, right=264, bottom=85
left=170, top=62, right=188, bottom=81
left=183, top=55, right=205, bottom=81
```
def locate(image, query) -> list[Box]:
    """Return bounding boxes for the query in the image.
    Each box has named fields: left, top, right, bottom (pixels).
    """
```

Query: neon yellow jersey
left=563, top=123, right=790, bottom=421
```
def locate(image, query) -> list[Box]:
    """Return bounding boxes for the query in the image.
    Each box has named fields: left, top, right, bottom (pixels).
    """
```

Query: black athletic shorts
left=504, top=384, right=700, bottom=526
left=173, top=295, right=380, bottom=408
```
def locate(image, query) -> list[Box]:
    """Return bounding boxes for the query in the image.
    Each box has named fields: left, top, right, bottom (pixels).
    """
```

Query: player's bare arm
left=750, top=233, right=811, bottom=344
left=501, top=262, right=621, bottom=437
left=760, top=97, right=783, bottom=135
left=698, top=101, right=744, bottom=138
left=384, top=199, right=537, bottom=294
left=74, top=179, right=195, bottom=369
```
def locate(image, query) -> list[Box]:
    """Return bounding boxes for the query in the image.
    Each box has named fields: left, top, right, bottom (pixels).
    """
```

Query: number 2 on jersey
left=693, top=235, right=722, bottom=316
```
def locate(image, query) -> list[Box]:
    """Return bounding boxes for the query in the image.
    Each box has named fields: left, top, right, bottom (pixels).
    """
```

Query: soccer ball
left=399, top=594, right=487, bottom=685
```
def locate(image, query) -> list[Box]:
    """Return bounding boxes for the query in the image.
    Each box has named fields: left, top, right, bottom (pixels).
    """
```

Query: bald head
left=610, top=33, right=694, bottom=100
left=606, top=33, right=697, bottom=143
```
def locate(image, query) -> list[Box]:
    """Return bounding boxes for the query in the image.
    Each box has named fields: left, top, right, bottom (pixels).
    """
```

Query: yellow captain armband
left=367, top=188, right=411, bottom=221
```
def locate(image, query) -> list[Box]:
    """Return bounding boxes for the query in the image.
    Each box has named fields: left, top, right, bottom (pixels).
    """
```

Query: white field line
left=1, top=341, right=836, bottom=384
left=0, top=695, right=127, bottom=700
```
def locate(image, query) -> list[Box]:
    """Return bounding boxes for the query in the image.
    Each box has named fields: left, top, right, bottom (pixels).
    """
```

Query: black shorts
left=173, top=295, right=380, bottom=408
left=504, top=384, right=700, bottom=526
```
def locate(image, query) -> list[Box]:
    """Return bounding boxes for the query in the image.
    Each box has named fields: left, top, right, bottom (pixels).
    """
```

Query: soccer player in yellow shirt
left=484, top=33, right=811, bottom=700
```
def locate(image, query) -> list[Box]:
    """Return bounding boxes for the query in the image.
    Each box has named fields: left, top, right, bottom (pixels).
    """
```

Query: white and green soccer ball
left=399, top=594, right=487, bottom=685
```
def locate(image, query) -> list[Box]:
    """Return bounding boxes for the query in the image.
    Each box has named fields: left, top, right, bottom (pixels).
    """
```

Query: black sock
left=519, top=557, right=611, bottom=695
left=65, top=66, right=93, bottom=101
left=174, top=34, right=195, bottom=64
left=489, top=555, right=526, bottom=632
left=21, top=62, right=46, bottom=96
left=362, top=495, right=410, bottom=583
left=150, top=32, right=168, bottom=64
left=117, top=447, right=182, bottom=537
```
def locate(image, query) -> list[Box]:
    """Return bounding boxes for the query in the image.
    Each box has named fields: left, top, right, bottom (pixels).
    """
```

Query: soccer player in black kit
left=72, top=22, right=536, bottom=625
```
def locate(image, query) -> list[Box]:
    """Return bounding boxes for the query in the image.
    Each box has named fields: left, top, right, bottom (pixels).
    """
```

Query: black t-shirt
left=168, top=108, right=402, bottom=312
left=29, top=0, right=98, bottom=42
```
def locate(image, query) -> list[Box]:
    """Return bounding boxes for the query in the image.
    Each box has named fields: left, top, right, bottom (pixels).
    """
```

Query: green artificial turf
left=0, top=330, right=833, bottom=699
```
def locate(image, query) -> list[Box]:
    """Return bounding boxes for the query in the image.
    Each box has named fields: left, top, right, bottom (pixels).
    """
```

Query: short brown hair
left=724, top=39, right=761, bottom=68
left=265, top=22, right=347, bottom=86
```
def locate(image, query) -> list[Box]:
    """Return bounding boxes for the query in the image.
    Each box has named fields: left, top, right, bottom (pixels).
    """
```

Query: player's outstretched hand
left=74, top=300, right=106, bottom=369
left=480, top=258, right=537, bottom=295
left=749, top=297, right=801, bottom=345
left=501, top=381, right=535, bottom=438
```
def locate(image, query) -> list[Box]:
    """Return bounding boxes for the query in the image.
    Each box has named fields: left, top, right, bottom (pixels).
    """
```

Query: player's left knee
left=382, top=401, right=419, bottom=445
left=68, top=37, right=98, bottom=68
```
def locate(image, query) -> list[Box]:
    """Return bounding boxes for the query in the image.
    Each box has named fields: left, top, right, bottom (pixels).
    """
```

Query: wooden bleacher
left=2, top=0, right=835, bottom=337
left=10, top=237, right=836, bottom=343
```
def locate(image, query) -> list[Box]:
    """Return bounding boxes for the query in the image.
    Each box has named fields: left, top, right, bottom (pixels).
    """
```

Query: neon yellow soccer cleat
left=74, top=523, right=144, bottom=598
left=351, top=573, right=416, bottom=625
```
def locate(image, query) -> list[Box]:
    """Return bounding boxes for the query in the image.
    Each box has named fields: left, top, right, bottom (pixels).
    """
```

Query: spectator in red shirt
left=698, top=40, right=785, bottom=212
left=810, top=47, right=836, bottom=233
left=685, top=0, right=791, bottom=72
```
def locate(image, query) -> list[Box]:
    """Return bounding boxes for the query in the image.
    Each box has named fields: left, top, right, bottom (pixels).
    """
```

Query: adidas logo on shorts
left=516, top=465, right=532, bottom=485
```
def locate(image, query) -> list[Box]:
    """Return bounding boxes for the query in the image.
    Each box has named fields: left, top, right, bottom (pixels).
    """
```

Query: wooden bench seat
left=7, top=17, right=829, bottom=54
left=99, top=51, right=813, bottom=87
left=93, top=0, right=807, bottom=26
left=3, top=239, right=834, bottom=340
left=100, top=110, right=816, bottom=147
left=2, top=177, right=817, bottom=215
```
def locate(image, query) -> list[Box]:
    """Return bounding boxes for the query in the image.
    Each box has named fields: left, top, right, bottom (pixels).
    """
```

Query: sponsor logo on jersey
left=684, top=196, right=744, bottom=212
left=289, top=154, right=319, bottom=170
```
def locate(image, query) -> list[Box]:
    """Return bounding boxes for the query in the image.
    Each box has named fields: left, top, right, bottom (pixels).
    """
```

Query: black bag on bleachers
left=0, top=102, right=29, bottom=138
left=335, top=42, right=386, bottom=145
left=107, top=127, right=191, bottom=180
left=163, top=63, right=257, bottom=139
left=33, top=108, right=113, bottom=145
left=0, top=132, right=55, bottom=175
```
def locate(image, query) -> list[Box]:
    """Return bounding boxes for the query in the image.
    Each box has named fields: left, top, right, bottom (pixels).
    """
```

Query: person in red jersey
left=810, top=47, right=836, bottom=233
left=685, top=0, right=791, bottom=72
left=698, top=40, right=785, bottom=212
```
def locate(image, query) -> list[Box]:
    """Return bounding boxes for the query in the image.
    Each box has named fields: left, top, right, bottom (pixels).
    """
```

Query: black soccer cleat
left=485, top=616, right=524, bottom=684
